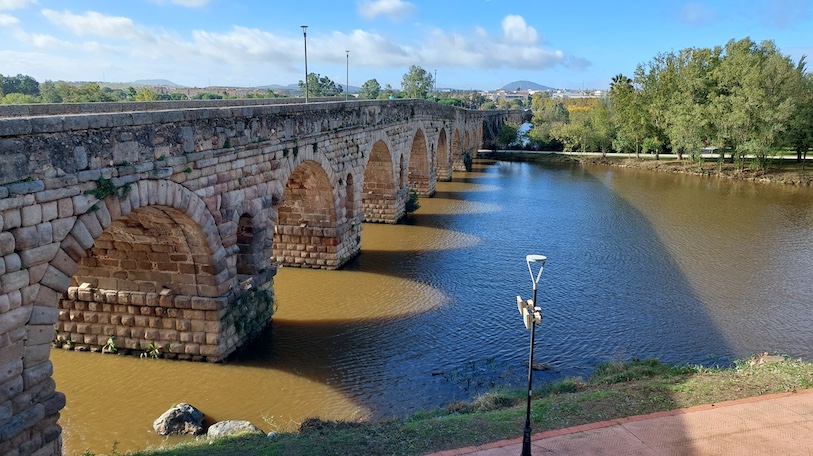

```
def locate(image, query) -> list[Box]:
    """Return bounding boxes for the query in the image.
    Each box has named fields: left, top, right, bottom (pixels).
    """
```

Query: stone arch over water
left=362, top=137, right=407, bottom=223
left=452, top=128, right=466, bottom=171
left=52, top=179, right=273, bottom=363
left=407, top=127, right=435, bottom=197
left=436, top=128, right=451, bottom=182
left=273, top=159, right=344, bottom=269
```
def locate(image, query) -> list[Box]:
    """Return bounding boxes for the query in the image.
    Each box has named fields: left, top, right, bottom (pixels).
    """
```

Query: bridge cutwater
left=0, top=98, right=522, bottom=455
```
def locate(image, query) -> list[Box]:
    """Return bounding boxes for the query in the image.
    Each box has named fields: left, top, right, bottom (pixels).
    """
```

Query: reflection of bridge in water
left=0, top=98, right=522, bottom=455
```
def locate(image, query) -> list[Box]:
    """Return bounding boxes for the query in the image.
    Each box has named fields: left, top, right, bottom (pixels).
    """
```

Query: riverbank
left=478, top=150, right=813, bottom=186
left=121, top=354, right=813, bottom=456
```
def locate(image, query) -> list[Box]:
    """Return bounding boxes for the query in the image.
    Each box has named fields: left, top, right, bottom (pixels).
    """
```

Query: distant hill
left=500, top=80, right=555, bottom=91
left=133, top=79, right=183, bottom=87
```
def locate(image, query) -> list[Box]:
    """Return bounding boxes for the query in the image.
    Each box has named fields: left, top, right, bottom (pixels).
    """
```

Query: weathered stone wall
left=0, top=98, right=515, bottom=455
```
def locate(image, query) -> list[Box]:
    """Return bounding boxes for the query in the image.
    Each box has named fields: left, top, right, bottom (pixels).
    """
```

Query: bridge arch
left=273, top=159, right=342, bottom=269
left=436, top=128, right=452, bottom=181
left=407, top=127, right=435, bottom=197
left=362, top=135, right=407, bottom=223
left=452, top=128, right=466, bottom=171
left=52, top=179, right=274, bottom=362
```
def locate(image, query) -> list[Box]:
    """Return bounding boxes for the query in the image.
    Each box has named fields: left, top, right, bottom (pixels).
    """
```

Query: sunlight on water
left=273, top=267, right=449, bottom=321
left=417, top=194, right=501, bottom=215
left=361, top=222, right=482, bottom=252
left=439, top=181, right=501, bottom=193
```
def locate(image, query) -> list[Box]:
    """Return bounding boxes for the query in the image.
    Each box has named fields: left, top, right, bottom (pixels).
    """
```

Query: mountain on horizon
left=499, top=80, right=555, bottom=91
left=133, top=79, right=183, bottom=87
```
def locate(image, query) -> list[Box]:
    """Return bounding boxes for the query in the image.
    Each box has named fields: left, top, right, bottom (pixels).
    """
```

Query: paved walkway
left=427, top=388, right=813, bottom=455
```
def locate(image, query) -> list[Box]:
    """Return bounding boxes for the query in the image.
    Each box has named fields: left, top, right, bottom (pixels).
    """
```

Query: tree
left=781, top=61, right=813, bottom=164
left=610, top=73, right=647, bottom=157
left=1, top=93, right=40, bottom=104
left=401, top=65, right=433, bottom=99
left=299, top=73, right=343, bottom=97
left=0, top=74, right=39, bottom=96
left=358, top=78, right=381, bottom=100
left=551, top=111, right=592, bottom=152
left=610, top=73, right=632, bottom=92
left=377, top=83, right=396, bottom=99
left=61, top=82, right=115, bottom=102
left=707, top=38, right=799, bottom=170
left=497, top=122, right=520, bottom=150
left=134, top=88, right=160, bottom=101
left=634, top=54, right=676, bottom=157
left=590, top=98, right=615, bottom=157
left=39, top=81, right=62, bottom=103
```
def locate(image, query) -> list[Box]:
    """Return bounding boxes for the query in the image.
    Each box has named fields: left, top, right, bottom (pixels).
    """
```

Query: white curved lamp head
left=526, top=254, right=547, bottom=288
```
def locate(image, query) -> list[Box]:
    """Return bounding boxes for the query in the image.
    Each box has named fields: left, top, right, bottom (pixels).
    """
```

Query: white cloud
left=0, top=8, right=585, bottom=87
left=41, top=9, right=150, bottom=41
left=501, top=15, right=538, bottom=45
left=358, top=0, right=417, bottom=20
left=0, top=0, right=35, bottom=10
left=189, top=26, right=294, bottom=63
left=0, top=12, right=19, bottom=26
left=29, top=33, right=73, bottom=49
left=279, top=15, right=576, bottom=73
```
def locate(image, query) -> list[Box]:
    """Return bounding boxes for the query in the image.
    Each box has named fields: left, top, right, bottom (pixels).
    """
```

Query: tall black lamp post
left=517, top=254, right=546, bottom=456
left=301, top=25, right=308, bottom=103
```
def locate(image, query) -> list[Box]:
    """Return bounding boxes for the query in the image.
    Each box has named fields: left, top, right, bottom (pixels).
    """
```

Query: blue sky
left=0, top=0, right=811, bottom=91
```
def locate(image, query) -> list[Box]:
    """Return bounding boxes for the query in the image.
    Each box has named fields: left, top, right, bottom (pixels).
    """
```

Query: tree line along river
left=52, top=158, right=813, bottom=454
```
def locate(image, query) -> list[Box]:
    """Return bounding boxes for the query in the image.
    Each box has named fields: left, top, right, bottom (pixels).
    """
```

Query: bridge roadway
left=0, top=98, right=520, bottom=455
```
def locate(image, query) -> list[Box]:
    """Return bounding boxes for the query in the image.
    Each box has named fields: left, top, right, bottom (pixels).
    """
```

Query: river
left=52, top=158, right=813, bottom=454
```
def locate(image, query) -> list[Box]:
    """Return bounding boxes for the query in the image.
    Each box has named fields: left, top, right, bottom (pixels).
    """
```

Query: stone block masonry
left=0, top=97, right=520, bottom=455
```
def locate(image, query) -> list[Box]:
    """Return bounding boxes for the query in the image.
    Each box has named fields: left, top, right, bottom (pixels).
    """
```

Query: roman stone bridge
left=0, top=98, right=522, bottom=454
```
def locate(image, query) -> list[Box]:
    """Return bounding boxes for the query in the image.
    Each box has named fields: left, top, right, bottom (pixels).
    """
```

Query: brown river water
left=53, top=159, right=813, bottom=454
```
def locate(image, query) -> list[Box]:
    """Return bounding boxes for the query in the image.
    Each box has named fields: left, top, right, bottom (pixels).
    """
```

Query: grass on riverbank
left=126, top=354, right=813, bottom=456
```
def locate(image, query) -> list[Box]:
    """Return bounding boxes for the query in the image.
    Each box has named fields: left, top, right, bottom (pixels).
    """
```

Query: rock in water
left=153, top=403, right=205, bottom=435
left=207, top=420, right=264, bottom=439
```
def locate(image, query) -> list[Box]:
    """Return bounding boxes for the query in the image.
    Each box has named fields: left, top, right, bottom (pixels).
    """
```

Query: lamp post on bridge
left=301, top=25, right=309, bottom=103
left=517, top=254, right=546, bottom=456
left=346, top=50, right=350, bottom=102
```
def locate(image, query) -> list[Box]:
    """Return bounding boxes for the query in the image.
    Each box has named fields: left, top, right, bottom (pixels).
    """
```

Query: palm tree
left=610, top=74, right=633, bottom=93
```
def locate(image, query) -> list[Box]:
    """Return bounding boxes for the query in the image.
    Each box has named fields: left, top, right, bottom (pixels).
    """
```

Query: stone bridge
left=0, top=98, right=521, bottom=454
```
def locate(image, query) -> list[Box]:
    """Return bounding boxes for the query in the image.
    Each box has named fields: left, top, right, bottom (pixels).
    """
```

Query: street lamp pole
left=301, top=25, right=308, bottom=103
left=517, top=254, right=546, bottom=456
left=346, top=50, right=350, bottom=102
left=434, top=69, right=437, bottom=100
